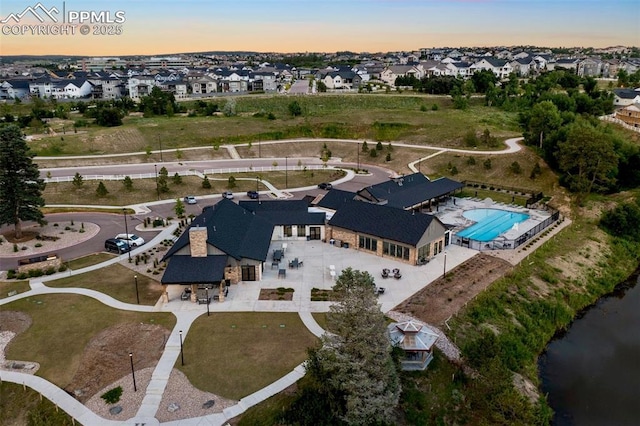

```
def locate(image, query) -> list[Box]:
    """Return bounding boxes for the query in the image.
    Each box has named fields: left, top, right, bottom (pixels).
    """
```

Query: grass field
left=0, top=382, right=77, bottom=426
left=46, top=263, right=163, bottom=305
left=177, top=312, right=318, bottom=400
left=4, top=294, right=175, bottom=388
left=65, top=253, right=115, bottom=270
left=26, top=96, right=520, bottom=157
left=43, top=170, right=344, bottom=205
left=0, top=280, right=30, bottom=299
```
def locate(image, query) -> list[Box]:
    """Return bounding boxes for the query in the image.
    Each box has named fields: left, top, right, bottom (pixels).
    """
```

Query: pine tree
left=95, top=181, right=109, bottom=197
left=0, top=125, right=46, bottom=238
left=123, top=176, right=133, bottom=191
left=302, top=268, right=401, bottom=425
left=202, top=175, right=212, bottom=189
left=72, top=172, right=84, bottom=188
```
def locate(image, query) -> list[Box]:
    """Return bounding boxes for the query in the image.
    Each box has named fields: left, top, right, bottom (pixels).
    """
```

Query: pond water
left=538, top=270, right=640, bottom=426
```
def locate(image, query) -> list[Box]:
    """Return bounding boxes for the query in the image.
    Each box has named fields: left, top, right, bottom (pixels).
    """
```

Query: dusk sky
left=1, top=0, right=638, bottom=56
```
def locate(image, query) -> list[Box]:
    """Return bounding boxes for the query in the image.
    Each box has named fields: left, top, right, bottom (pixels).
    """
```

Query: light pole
left=205, top=287, right=210, bottom=316
left=158, top=136, right=163, bottom=162
left=357, top=141, right=360, bottom=172
left=134, top=274, right=139, bottom=304
left=154, top=164, right=159, bottom=201
left=443, top=251, right=447, bottom=279
left=285, top=156, right=288, bottom=189
left=129, top=352, right=137, bottom=392
left=122, top=208, right=131, bottom=262
left=179, top=330, right=184, bottom=366
left=256, top=176, right=260, bottom=203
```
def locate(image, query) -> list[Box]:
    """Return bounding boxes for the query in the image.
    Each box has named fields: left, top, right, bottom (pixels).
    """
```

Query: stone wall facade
left=189, top=227, right=208, bottom=257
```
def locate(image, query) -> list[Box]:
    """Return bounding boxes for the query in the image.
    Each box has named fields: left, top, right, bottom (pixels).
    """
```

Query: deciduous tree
left=0, top=125, right=46, bottom=238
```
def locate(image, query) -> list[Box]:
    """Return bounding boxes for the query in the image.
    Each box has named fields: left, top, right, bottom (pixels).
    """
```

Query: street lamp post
left=134, top=274, right=139, bottom=304
left=179, top=330, right=184, bottom=366
left=129, top=352, right=137, bottom=392
left=443, top=252, right=447, bottom=279
left=158, top=136, right=163, bottom=162
left=154, top=164, right=159, bottom=201
left=205, top=287, right=210, bottom=316
left=256, top=177, right=260, bottom=203
left=285, top=156, right=288, bottom=189
left=357, top=141, right=360, bottom=172
left=122, top=208, right=131, bottom=262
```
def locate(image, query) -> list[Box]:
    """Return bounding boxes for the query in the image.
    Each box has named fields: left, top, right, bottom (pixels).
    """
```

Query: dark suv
left=318, top=182, right=333, bottom=190
left=104, top=238, right=130, bottom=254
left=247, top=190, right=259, bottom=199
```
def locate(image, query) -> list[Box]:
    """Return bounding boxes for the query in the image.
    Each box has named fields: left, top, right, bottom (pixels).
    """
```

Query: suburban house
left=387, top=320, right=439, bottom=371
left=613, top=88, right=640, bottom=107
left=471, top=57, right=513, bottom=79
left=355, top=173, right=464, bottom=212
left=511, top=57, right=538, bottom=76
left=161, top=199, right=274, bottom=300
left=0, top=79, right=31, bottom=100
left=239, top=200, right=327, bottom=241
left=327, top=200, right=448, bottom=265
left=380, top=65, right=422, bottom=85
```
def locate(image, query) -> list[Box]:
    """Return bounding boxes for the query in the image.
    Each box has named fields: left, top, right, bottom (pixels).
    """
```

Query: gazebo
left=387, top=320, right=439, bottom=371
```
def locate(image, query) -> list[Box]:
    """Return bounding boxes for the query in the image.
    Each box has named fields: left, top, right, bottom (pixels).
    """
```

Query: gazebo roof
left=387, top=320, right=439, bottom=351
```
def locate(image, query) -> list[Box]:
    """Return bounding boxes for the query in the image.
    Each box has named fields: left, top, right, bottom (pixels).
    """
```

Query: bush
left=467, top=157, right=476, bottom=166
left=17, top=272, right=28, bottom=280
left=101, top=386, right=123, bottom=404
left=202, top=176, right=211, bottom=189
left=45, top=267, right=57, bottom=275
left=510, top=161, right=522, bottom=174
left=369, top=148, right=378, bottom=157
left=431, top=103, right=439, bottom=111
left=7, top=270, right=16, bottom=279
left=58, top=264, right=68, bottom=272
left=484, top=159, right=492, bottom=170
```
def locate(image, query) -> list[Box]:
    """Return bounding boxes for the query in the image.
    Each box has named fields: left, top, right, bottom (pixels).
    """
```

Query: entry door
left=309, top=226, right=321, bottom=240
left=241, top=265, right=256, bottom=281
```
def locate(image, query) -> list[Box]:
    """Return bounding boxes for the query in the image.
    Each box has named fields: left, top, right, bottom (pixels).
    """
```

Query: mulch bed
left=258, top=288, right=294, bottom=301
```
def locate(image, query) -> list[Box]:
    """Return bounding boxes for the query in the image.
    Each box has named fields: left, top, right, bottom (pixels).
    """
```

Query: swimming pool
left=456, top=208, right=529, bottom=242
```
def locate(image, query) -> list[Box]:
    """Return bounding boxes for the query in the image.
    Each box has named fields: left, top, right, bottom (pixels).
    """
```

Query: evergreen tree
left=172, top=173, right=182, bottom=185
left=302, top=268, right=401, bottom=425
left=95, top=181, right=109, bottom=197
left=0, top=125, right=46, bottom=238
left=72, top=172, right=84, bottom=188
left=202, top=175, right=212, bottom=189
left=123, top=176, right=133, bottom=190
left=174, top=198, right=185, bottom=218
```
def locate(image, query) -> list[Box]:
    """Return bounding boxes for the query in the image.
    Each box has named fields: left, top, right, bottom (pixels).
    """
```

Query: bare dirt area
left=259, top=288, right=294, bottom=301
left=64, top=322, right=171, bottom=403
left=0, top=311, right=32, bottom=335
left=394, top=254, right=513, bottom=326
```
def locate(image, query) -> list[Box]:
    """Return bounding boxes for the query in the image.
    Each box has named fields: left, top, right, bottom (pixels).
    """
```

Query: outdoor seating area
left=382, top=268, right=402, bottom=279
left=273, top=249, right=284, bottom=262
left=180, top=287, right=191, bottom=301
left=288, top=258, right=303, bottom=269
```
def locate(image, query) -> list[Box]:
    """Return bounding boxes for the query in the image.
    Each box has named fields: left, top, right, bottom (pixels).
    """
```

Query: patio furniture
left=278, top=269, right=286, bottom=279
left=282, top=243, right=287, bottom=252
left=376, top=287, right=385, bottom=295
left=393, top=268, right=402, bottom=279
left=271, top=261, right=279, bottom=269
left=180, top=288, right=191, bottom=301
left=382, top=268, right=390, bottom=278
left=273, top=249, right=283, bottom=262
left=289, top=258, right=299, bottom=269
left=330, top=270, right=336, bottom=280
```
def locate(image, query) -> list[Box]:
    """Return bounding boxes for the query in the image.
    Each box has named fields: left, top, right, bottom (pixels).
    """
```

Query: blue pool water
left=456, top=208, right=529, bottom=242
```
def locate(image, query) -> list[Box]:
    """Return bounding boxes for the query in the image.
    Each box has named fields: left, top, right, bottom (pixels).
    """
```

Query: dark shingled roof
left=357, top=174, right=463, bottom=209
left=239, top=200, right=325, bottom=225
left=161, top=255, right=227, bottom=284
left=163, top=198, right=273, bottom=262
left=328, top=201, right=435, bottom=246
left=314, top=189, right=357, bottom=211
left=614, top=88, right=640, bottom=99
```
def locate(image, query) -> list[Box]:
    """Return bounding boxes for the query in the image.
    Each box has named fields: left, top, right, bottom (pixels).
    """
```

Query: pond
left=538, top=269, right=640, bottom=426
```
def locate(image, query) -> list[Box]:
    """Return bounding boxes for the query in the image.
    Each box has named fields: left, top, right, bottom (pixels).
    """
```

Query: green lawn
left=0, top=382, right=77, bottom=426
left=65, top=253, right=115, bottom=270
left=4, top=294, right=175, bottom=388
left=177, top=312, right=318, bottom=400
left=0, top=280, right=31, bottom=299
left=46, top=264, right=164, bottom=305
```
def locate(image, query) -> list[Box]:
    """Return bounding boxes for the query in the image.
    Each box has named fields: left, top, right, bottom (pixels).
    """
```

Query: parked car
left=104, top=238, right=131, bottom=254
left=184, top=195, right=197, bottom=204
left=246, top=190, right=259, bottom=199
left=222, top=191, right=234, bottom=199
left=114, top=233, right=145, bottom=247
left=318, top=182, right=333, bottom=190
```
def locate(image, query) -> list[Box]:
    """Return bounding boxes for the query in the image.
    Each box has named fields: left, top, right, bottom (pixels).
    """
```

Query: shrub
left=7, top=270, right=16, bottom=279
left=376, top=141, right=383, bottom=151
left=58, top=264, right=68, bottom=272
left=510, top=161, right=522, bottom=174
left=202, top=176, right=212, bottom=189
left=483, top=159, right=492, bottom=170
left=17, top=272, right=28, bottom=280
left=420, top=104, right=427, bottom=112
left=369, top=148, right=378, bottom=158
left=101, top=386, right=123, bottom=404
left=451, top=166, right=459, bottom=175
left=467, top=156, right=476, bottom=166
left=431, top=103, right=439, bottom=111
left=385, top=152, right=391, bottom=162
left=45, top=267, right=57, bottom=275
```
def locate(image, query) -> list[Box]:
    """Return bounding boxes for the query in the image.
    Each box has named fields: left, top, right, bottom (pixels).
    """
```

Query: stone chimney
left=189, top=226, right=208, bottom=257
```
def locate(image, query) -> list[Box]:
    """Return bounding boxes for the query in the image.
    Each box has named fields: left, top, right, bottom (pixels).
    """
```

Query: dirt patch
left=259, top=288, right=294, bottom=301
left=0, top=311, right=32, bottom=334
left=64, top=322, right=170, bottom=402
left=394, top=254, right=513, bottom=326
